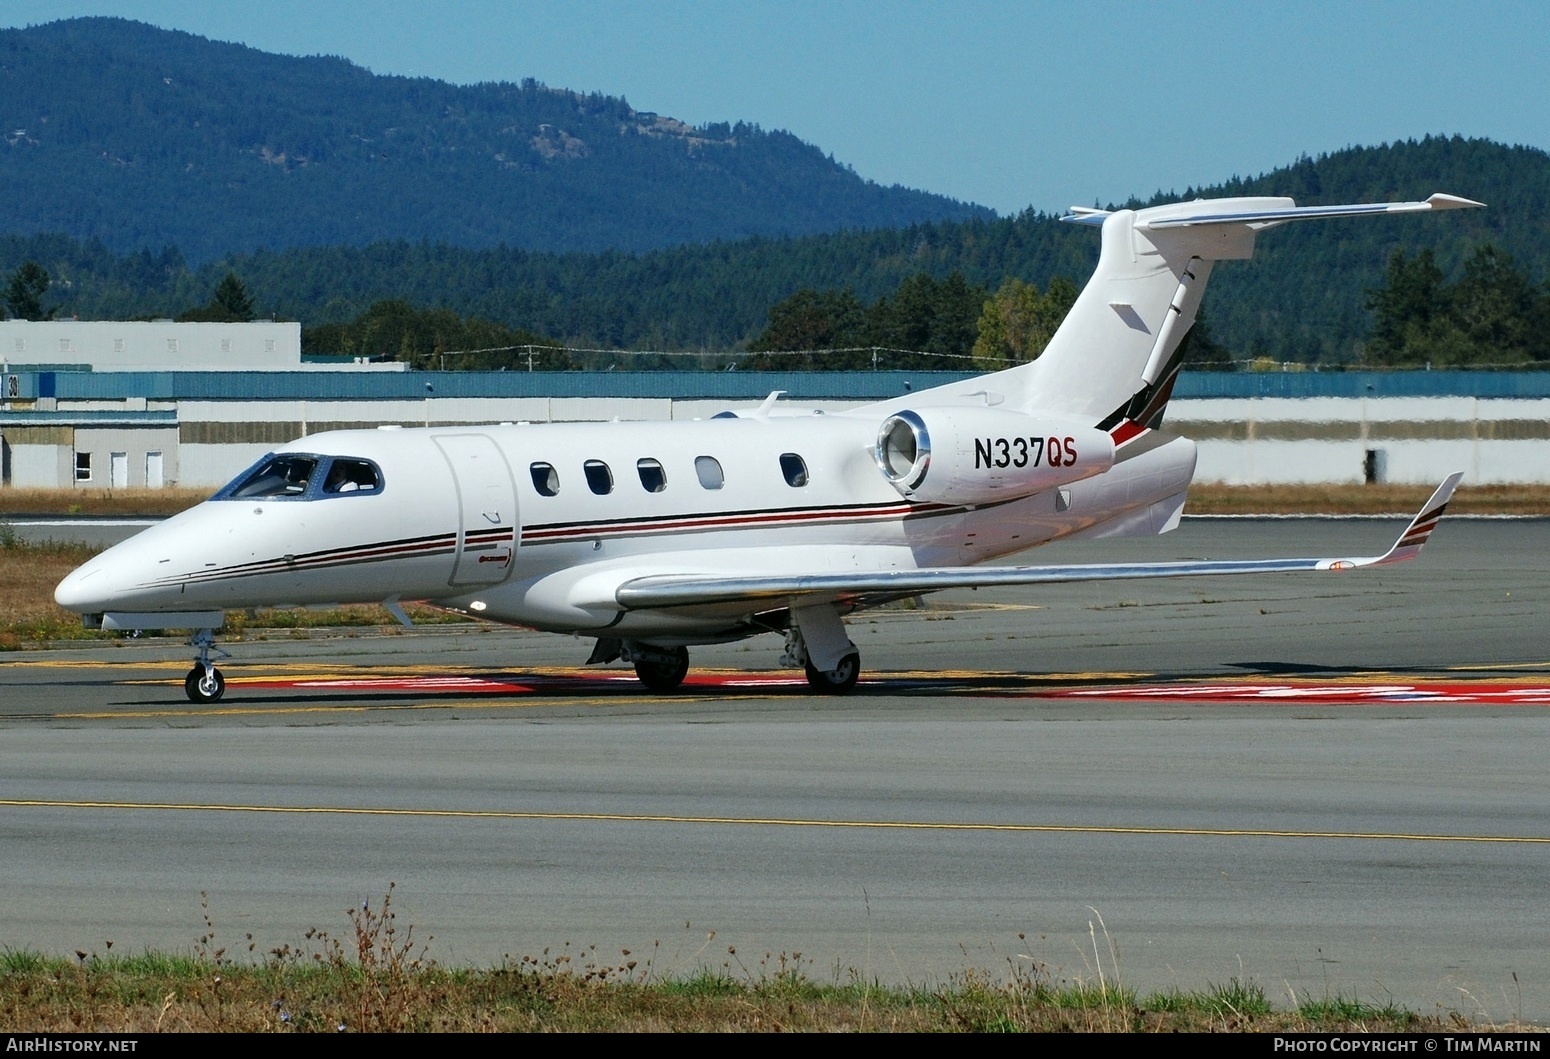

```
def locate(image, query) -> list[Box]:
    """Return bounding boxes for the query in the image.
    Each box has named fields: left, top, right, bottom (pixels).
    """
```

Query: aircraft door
left=434, top=434, right=519, bottom=587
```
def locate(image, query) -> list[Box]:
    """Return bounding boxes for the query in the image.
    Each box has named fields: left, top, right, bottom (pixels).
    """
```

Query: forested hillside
left=0, top=18, right=987, bottom=262
left=0, top=132, right=1543, bottom=364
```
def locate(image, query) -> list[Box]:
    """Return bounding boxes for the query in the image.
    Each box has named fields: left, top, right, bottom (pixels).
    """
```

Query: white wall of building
left=5, top=443, right=69, bottom=489
left=1170, top=396, right=1550, bottom=485
left=1, top=320, right=302, bottom=371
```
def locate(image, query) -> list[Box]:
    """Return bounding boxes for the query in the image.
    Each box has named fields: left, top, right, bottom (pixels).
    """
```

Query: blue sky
left=6, top=1, right=1546, bottom=215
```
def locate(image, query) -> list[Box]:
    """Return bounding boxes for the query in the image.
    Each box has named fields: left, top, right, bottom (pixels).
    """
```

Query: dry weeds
left=1187, top=481, right=1550, bottom=515
left=0, top=486, right=209, bottom=517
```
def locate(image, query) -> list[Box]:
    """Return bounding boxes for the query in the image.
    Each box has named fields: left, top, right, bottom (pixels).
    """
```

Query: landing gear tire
left=805, top=651, right=860, bottom=694
left=634, top=647, right=690, bottom=693
left=185, top=665, right=226, bottom=704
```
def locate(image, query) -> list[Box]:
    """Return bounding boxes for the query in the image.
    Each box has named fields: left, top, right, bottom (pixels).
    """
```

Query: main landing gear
left=782, top=619, right=862, bottom=694
left=588, top=631, right=863, bottom=695
left=632, top=645, right=690, bottom=693
left=587, top=638, right=693, bottom=693
left=184, top=628, right=229, bottom=703
left=804, top=650, right=861, bottom=694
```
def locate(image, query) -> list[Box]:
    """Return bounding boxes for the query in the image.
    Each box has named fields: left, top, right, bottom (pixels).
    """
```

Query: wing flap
left=615, top=475, right=1462, bottom=611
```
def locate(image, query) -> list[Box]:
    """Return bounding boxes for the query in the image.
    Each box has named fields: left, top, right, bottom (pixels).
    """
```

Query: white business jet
left=55, top=192, right=1480, bottom=702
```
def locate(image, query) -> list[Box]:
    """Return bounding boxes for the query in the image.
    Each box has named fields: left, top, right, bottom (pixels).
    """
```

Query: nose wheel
left=185, top=664, right=226, bottom=703
left=184, top=628, right=229, bottom=703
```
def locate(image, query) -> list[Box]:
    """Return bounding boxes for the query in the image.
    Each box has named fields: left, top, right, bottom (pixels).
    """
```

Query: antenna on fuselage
left=752, top=390, right=787, bottom=417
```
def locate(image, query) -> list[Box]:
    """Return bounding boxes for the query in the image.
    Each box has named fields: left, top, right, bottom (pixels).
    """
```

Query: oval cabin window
left=695, top=455, right=724, bottom=490
left=584, top=460, right=614, bottom=495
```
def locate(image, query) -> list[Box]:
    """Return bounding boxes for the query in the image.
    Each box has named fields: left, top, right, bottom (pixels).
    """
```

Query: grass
left=1186, top=481, right=1550, bottom=515
left=0, top=535, right=105, bottom=648
left=0, top=487, right=210, bottom=517
left=0, top=890, right=1526, bottom=1032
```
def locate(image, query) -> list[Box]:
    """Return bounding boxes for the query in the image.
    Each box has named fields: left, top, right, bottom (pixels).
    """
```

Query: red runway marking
left=1047, top=682, right=1550, bottom=706
left=235, top=670, right=811, bottom=694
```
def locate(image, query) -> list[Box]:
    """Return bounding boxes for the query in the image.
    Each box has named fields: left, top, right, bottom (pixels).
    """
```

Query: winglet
left=1319, top=472, right=1464, bottom=571
left=1425, top=193, right=1487, bottom=211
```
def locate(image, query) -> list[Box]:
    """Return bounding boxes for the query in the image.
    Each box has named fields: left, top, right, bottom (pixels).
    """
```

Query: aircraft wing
left=614, top=474, right=1461, bottom=611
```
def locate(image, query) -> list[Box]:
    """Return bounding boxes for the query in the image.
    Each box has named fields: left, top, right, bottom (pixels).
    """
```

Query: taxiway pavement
left=3, top=517, right=1548, bottom=1021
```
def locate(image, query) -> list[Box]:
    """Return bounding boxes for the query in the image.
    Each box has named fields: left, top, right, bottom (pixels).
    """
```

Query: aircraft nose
left=55, top=557, right=111, bottom=612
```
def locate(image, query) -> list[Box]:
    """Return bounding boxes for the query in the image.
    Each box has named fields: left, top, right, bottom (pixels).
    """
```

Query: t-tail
left=913, top=192, right=1483, bottom=434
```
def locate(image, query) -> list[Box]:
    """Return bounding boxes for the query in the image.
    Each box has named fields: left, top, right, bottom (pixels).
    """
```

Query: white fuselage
left=54, top=408, right=1197, bottom=644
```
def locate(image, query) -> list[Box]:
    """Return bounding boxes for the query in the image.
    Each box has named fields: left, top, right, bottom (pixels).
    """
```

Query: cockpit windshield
left=216, top=454, right=384, bottom=500
left=228, top=455, right=319, bottom=498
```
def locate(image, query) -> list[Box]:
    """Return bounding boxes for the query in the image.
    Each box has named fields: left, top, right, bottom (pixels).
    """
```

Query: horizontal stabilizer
left=615, top=475, right=1463, bottom=611
left=1062, top=193, right=1483, bottom=230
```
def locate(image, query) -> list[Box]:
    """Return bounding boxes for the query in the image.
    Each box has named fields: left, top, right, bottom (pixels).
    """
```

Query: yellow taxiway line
left=0, top=797, right=1545, bottom=846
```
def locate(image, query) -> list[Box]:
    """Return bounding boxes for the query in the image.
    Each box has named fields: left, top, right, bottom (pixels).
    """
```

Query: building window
left=59, top=338, right=72, bottom=353
left=220, top=339, right=232, bottom=353
left=74, top=452, right=92, bottom=482
left=695, top=455, right=724, bottom=490
left=780, top=453, right=809, bottom=487
left=264, top=340, right=276, bottom=353
left=530, top=462, right=559, bottom=496
left=113, top=338, right=125, bottom=353
left=636, top=458, right=667, bottom=493
left=584, top=460, right=613, bottom=495
left=167, top=339, right=178, bottom=353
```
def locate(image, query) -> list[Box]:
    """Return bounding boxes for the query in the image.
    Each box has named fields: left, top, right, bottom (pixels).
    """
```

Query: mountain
left=1, top=137, right=1543, bottom=363
left=0, top=17, right=991, bottom=263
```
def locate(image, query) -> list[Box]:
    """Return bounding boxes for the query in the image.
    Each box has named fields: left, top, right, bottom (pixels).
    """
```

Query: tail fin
left=908, top=193, right=1482, bottom=429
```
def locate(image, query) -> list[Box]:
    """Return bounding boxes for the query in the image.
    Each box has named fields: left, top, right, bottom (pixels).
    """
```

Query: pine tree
left=5, top=261, right=55, bottom=320
left=213, top=272, right=255, bottom=321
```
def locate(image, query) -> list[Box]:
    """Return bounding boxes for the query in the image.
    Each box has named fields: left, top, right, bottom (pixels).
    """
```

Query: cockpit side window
left=226, top=455, right=320, bottom=499
left=322, top=458, right=383, bottom=495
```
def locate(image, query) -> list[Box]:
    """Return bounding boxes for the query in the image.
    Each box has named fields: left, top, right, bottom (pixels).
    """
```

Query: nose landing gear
left=185, top=628, right=229, bottom=703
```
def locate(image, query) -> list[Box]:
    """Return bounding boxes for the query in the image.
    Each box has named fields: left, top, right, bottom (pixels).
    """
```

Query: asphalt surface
left=2, top=515, right=1548, bottom=1021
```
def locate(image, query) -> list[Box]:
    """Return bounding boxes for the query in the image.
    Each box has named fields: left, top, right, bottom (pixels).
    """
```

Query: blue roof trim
left=1171, top=371, right=1550, bottom=399
left=0, top=409, right=178, bottom=426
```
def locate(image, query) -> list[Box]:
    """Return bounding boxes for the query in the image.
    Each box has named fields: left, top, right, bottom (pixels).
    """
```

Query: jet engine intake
left=874, top=408, right=1115, bottom=505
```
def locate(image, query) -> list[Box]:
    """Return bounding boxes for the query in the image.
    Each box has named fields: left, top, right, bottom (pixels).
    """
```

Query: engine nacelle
left=873, top=408, right=1115, bottom=505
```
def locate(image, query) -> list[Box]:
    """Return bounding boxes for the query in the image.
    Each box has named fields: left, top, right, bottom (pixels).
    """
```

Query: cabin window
left=637, top=458, right=667, bottom=493
left=322, top=458, right=383, bottom=495
left=530, top=462, right=560, bottom=496
left=695, top=455, right=724, bottom=490
left=229, top=454, right=319, bottom=498
left=780, top=453, right=809, bottom=488
left=584, top=459, right=613, bottom=495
